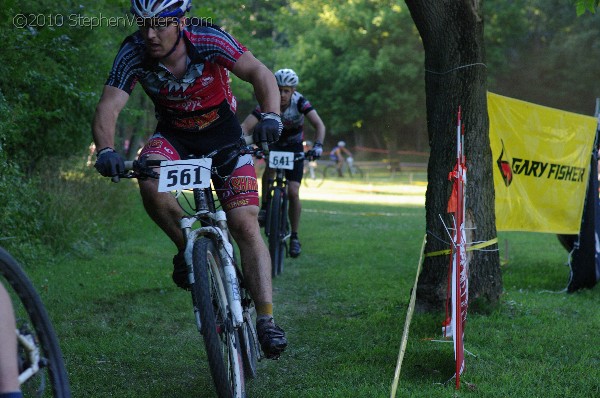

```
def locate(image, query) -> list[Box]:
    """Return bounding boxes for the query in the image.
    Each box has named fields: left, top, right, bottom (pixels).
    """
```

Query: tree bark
left=404, top=0, right=502, bottom=312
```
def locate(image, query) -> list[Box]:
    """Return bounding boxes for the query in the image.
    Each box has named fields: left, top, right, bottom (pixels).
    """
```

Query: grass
left=10, top=172, right=600, bottom=397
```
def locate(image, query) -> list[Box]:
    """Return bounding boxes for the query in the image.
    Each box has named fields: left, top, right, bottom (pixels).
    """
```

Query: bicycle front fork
left=181, top=213, right=244, bottom=327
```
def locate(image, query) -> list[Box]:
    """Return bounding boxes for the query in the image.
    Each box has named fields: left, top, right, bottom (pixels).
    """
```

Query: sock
left=291, top=232, right=298, bottom=240
left=256, top=303, right=273, bottom=321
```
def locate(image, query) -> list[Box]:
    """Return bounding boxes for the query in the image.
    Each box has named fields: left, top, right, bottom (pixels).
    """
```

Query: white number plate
left=269, top=151, right=294, bottom=170
left=158, top=159, right=212, bottom=192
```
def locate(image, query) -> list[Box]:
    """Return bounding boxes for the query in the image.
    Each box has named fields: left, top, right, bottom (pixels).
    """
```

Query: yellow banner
left=488, top=92, right=598, bottom=234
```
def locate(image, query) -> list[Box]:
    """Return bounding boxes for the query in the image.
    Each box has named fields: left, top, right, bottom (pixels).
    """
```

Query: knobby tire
left=238, top=308, right=259, bottom=379
left=0, top=246, right=71, bottom=398
left=192, top=238, right=245, bottom=398
left=279, top=193, right=289, bottom=276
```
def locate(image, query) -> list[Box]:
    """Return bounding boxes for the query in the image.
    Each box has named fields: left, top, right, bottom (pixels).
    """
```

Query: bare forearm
left=92, top=104, right=118, bottom=150
left=92, top=85, right=130, bottom=151
left=307, top=110, right=326, bottom=144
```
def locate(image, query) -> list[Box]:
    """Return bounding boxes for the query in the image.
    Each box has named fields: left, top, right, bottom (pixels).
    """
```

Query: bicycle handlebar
left=112, top=135, right=315, bottom=182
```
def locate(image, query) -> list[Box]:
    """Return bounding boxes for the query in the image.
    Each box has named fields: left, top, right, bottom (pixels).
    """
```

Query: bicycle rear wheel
left=268, top=189, right=285, bottom=277
left=0, top=246, right=71, bottom=398
left=192, top=238, right=245, bottom=398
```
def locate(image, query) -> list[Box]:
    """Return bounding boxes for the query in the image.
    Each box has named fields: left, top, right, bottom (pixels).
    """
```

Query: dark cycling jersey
left=106, top=22, right=247, bottom=133
left=252, top=91, right=314, bottom=144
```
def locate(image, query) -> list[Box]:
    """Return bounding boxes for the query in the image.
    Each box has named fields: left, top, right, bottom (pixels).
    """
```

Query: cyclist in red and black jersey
left=241, top=68, right=326, bottom=258
left=92, top=0, right=286, bottom=359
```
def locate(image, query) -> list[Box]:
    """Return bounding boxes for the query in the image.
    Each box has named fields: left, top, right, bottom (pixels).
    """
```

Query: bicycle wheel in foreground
left=192, top=238, right=245, bottom=398
left=0, top=246, right=71, bottom=398
left=268, top=189, right=285, bottom=277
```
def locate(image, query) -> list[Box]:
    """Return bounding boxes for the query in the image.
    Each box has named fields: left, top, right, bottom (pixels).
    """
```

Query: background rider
left=241, top=68, right=326, bottom=258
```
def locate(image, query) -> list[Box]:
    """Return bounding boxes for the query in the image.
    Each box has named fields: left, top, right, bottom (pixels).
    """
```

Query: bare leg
left=226, top=205, right=272, bottom=306
left=138, top=175, right=185, bottom=251
left=287, top=181, right=301, bottom=234
left=0, top=283, right=21, bottom=393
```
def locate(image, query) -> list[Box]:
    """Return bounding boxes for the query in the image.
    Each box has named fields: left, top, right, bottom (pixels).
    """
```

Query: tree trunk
left=405, top=0, right=502, bottom=312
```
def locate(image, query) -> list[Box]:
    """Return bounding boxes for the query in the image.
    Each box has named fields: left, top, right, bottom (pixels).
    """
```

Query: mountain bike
left=322, top=156, right=364, bottom=181
left=0, top=246, right=71, bottom=398
left=119, top=142, right=262, bottom=398
left=263, top=150, right=315, bottom=277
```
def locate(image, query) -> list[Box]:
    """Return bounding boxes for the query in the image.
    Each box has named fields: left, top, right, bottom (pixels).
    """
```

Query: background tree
left=404, top=0, right=503, bottom=312
left=488, top=0, right=600, bottom=115
left=275, top=0, right=428, bottom=153
left=574, top=0, right=599, bottom=14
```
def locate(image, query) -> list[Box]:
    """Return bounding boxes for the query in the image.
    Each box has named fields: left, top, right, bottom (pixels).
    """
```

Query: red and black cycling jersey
left=106, top=22, right=247, bottom=133
left=252, top=91, right=314, bottom=144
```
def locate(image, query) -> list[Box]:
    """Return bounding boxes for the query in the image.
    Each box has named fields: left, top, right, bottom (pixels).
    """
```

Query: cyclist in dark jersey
left=241, top=68, right=326, bottom=258
left=92, top=0, right=286, bottom=359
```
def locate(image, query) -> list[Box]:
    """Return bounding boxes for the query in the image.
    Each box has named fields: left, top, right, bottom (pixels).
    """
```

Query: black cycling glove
left=253, top=112, right=283, bottom=144
left=94, top=147, right=125, bottom=178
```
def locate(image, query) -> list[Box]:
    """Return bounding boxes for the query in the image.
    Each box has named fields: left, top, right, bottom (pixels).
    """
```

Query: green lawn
left=14, top=176, right=600, bottom=397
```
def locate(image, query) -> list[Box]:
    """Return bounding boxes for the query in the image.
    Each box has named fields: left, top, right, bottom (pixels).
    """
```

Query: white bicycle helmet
left=131, top=0, right=191, bottom=18
left=274, top=69, right=299, bottom=88
left=337, top=141, right=346, bottom=147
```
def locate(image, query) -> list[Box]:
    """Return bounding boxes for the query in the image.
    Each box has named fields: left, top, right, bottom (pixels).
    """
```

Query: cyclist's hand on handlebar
left=94, top=147, right=125, bottom=179
left=311, top=142, right=323, bottom=159
left=253, top=112, right=283, bottom=144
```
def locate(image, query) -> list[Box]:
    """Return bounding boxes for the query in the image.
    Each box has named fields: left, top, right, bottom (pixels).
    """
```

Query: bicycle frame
left=266, top=168, right=288, bottom=225
left=265, top=150, right=308, bottom=231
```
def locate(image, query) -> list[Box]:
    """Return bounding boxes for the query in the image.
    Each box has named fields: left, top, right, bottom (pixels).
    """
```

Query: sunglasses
left=137, top=17, right=179, bottom=32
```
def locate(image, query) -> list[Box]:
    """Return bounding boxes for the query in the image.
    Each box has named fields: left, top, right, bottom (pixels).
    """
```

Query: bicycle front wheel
left=0, top=246, right=71, bottom=398
left=192, top=238, right=245, bottom=398
left=278, top=192, right=289, bottom=276
left=349, top=164, right=364, bottom=180
left=268, top=189, right=285, bottom=277
left=238, top=307, right=260, bottom=379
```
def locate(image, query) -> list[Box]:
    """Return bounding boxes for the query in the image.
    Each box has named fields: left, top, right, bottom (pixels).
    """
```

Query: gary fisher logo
left=496, top=139, right=586, bottom=187
left=497, top=140, right=513, bottom=187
